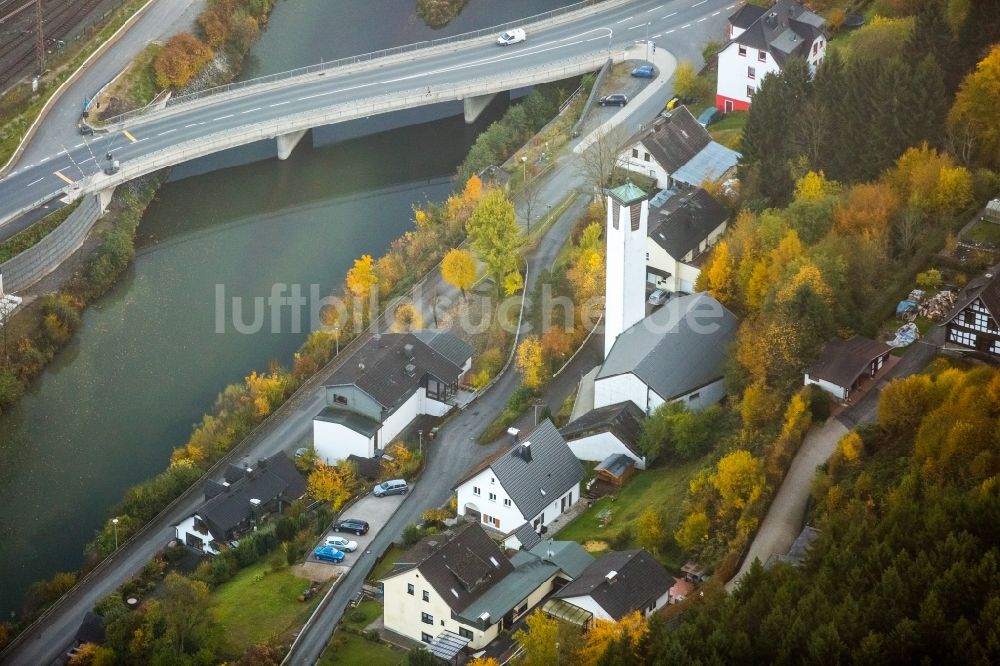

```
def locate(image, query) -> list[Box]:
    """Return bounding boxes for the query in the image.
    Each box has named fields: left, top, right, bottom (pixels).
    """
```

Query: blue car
left=314, top=546, right=345, bottom=563
left=631, top=65, right=655, bottom=78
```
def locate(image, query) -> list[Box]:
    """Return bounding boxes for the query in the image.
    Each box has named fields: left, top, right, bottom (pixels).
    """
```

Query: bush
left=349, top=610, right=367, bottom=623
left=153, top=33, right=213, bottom=89
left=610, top=526, right=633, bottom=550
left=416, top=0, right=468, bottom=27
left=402, top=523, right=422, bottom=546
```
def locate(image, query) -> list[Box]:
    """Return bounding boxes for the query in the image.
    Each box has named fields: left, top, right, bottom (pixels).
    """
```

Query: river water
left=0, top=0, right=577, bottom=621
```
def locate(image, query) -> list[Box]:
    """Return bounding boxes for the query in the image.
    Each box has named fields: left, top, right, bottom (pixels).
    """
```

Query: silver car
left=648, top=289, right=669, bottom=306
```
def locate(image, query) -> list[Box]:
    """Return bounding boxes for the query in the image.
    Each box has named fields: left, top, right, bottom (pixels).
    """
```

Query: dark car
left=631, top=65, right=655, bottom=78
left=598, top=94, right=628, bottom=107
left=333, top=518, right=369, bottom=535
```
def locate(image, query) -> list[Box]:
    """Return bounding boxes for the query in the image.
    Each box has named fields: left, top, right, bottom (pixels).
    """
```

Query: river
left=0, top=0, right=577, bottom=621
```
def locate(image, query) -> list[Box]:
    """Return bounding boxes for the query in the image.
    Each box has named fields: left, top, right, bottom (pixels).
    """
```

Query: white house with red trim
left=716, top=0, right=827, bottom=112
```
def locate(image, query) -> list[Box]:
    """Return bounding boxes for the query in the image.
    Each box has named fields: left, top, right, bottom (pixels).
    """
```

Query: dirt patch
left=292, top=561, right=341, bottom=584
left=583, top=540, right=609, bottom=553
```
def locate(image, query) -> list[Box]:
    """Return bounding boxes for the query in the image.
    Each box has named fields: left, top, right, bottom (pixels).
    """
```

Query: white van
left=373, top=479, right=408, bottom=497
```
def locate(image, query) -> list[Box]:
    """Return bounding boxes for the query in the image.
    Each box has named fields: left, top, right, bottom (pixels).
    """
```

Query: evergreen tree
left=906, top=0, right=962, bottom=93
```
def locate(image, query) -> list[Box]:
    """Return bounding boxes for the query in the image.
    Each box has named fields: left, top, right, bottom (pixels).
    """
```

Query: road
left=0, top=0, right=736, bottom=230
left=728, top=326, right=946, bottom=588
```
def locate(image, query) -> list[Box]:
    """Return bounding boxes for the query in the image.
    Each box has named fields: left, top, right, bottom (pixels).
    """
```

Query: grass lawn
left=342, top=600, right=383, bottom=631
left=212, top=560, right=325, bottom=655
left=964, top=220, right=1000, bottom=247
left=708, top=111, right=748, bottom=151
left=557, top=456, right=709, bottom=572
left=369, top=544, right=405, bottom=583
left=318, top=630, right=405, bottom=666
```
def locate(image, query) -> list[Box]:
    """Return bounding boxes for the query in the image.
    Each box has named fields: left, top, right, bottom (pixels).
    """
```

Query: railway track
left=0, top=0, right=115, bottom=91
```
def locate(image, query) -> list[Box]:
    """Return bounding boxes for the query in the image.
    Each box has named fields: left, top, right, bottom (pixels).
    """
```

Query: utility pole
left=34, top=0, right=45, bottom=73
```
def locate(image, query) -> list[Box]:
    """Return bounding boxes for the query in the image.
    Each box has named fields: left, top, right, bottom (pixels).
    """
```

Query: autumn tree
left=578, top=612, right=650, bottom=666
left=67, top=642, right=116, bottom=666
left=160, top=573, right=215, bottom=655
left=154, top=33, right=213, bottom=89
left=540, top=326, right=573, bottom=367
left=346, top=254, right=378, bottom=299
left=674, top=510, right=710, bottom=552
left=637, top=508, right=666, bottom=554
left=513, top=610, right=560, bottom=666
left=307, top=462, right=355, bottom=509
left=566, top=221, right=605, bottom=314
left=441, top=248, right=477, bottom=297
left=503, top=270, right=524, bottom=296
left=949, top=44, right=1000, bottom=168
left=393, top=302, right=423, bottom=332
left=577, top=125, right=629, bottom=198
left=711, top=450, right=765, bottom=513
left=466, top=189, right=523, bottom=291
left=516, top=335, right=546, bottom=389
left=380, top=441, right=415, bottom=479
left=467, top=658, right=500, bottom=666
left=672, top=61, right=708, bottom=99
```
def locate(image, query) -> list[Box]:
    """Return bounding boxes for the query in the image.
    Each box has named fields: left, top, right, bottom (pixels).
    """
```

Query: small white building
left=380, top=523, right=593, bottom=650
left=618, top=107, right=739, bottom=191
left=312, top=329, right=472, bottom=464
left=594, top=292, right=738, bottom=414
left=716, top=0, right=827, bottom=112
left=547, top=549, right=674, bottom=625
left=804, top=336, right=893, bottom=401
left=646, top=188, right=729, bottom=294
left=454, top=419, right=583, bottom=539
left=561, top=400, right=647, bottom=470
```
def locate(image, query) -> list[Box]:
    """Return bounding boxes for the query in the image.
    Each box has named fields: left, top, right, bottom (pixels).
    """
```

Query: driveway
left=309, top=492, right=407, bottom=572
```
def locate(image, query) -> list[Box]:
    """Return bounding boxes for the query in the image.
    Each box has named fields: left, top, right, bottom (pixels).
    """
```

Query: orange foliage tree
left=154, top=33, right=213, bottom=89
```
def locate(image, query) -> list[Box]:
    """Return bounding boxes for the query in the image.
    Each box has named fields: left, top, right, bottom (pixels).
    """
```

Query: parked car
left=697, top=107, right=723, bottom=127
left=325, top=536, right=359, bottom=551
left=313, top=546, right=346, bottom=563
left=497, top=28, right=526, bottom=46
left=373, top=479, right=408, bottom=497
left=333, top=518, right=370, bottom=535
left=631, top=64, right=655, bottom=78
left=598, top=94, right=628, bottom=107
left=648, top=289, right=670, bottom=306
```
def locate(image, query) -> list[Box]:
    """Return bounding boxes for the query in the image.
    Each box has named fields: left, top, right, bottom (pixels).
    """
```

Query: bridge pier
left=97, top=186, right=116, bottom=213
left=276, top=129, right=309, bottom=160
left=463, top=93, right=498, bottom=124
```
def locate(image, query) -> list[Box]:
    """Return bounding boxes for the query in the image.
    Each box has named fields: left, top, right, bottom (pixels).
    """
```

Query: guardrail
left=101, top=0, right=635, bottom=126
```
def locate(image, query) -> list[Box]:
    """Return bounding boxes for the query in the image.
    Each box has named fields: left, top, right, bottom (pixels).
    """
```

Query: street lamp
left=521, top=155, right=527, bottom=184
left=418, top=429, right=424, bottom=456
left=334, top=324, right=340, bottom=356
left=112, top=517, right=119, bottom=551
left=645, top=22, right=651, bottom=61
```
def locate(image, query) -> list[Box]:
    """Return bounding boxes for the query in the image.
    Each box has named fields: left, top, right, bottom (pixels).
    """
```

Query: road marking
left=213, top=114, right=234, bottom=121
left=53, top=170, right=74, bottom=185
left=240, top=107, right=262, bottom=114
left=681, top=23, right=691, bottom=28
left=269, top=100, right=291, bottom=107
left=665, top=29, right=675, bottom=34
left=185, top=123, right=199, bottom=128
left=697, top=17, right=707, bottom=22
left=616, top=16, right=632, bottom=23
left=122, top=130, right=137, bottom=143
left=157, top=128, right=176, bottom=136
left=727, top=4, right=735, bottom=8
left=692, top=0, right=707, bottom=6
left=712, top=11, right=721, bottom=16
left=646, top=6, right=659, bottom=11
left=27, top=177, right=43, bottom=186
left=663, top=12, right=677, bottom=18
left=73, top=142, right=84, bottom=148
left=80, top=156, right=95, bottom=162
left=298, top=90, right=336, bottom=101
left=652, top=33, right=663, bottom=38
left=628, top=23, right=645, bottom=29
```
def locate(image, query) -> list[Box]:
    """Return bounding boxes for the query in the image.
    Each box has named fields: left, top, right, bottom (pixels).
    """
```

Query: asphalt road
left=0, top=0, right=735, bottom=229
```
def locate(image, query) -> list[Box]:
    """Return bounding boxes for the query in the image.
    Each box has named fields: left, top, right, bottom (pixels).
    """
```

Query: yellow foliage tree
left=463, top=174, right=483, bottom=201
left=503, top=270, right=524, bottom=296
left=392, top=302, right=423, bottom=332
left=704, top=240, right=735, bottom=305
left=793, top=170, right=834, bottom=202
left=833, top=182, right=899, bottom=241
left=441, top=248, right=477, bottom=297
left=346, top=254, right=378, bottom=299
left=711, top=450, right=765, bottom=512
left=153, top=33, right=213, bottom=89
left=637, top=507, right=665, bottom=554
left=674, top=510, right=711, bottom=551
left=467, top=659, right=500, bottom=666
left=513, top=610, right=559, bottom=666
left=948, top=44, right=1000, bottom=170
left=380, top=441, right=415, bottom=480
left=307, top=463, right=353, bottom=510
left=516, top=335, right=546, bottom=389
left=578, top=612, right=649, bottom=666
left=838, top=431, right=864, bottom=463
left=934, top=165, right=973, bottom=215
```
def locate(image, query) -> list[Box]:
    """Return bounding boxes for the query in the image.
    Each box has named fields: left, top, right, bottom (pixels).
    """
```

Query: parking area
left=306, top=488, right=409, bottom=572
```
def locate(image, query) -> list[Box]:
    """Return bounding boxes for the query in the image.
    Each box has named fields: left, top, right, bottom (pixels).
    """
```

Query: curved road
left=0, top=0, right=735, bottom=229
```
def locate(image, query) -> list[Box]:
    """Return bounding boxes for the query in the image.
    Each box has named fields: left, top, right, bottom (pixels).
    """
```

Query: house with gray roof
left=716, top=0, right=827, bottom=112
left=561, top=400, right=648, bottom=469
left=453, top=419, right=584, bottom=543
left=173, top=452, right=305, bottom=555
left=549, top=549, right=674, bottom=625
left=312, top=330, right=472, bottom=464
left=646, top=187, right=730, bottom=294
left=594, top=292, right=738, bottom=414
left=380, top=523, right=594, bottom=650
left=941, top=268, right=1000, bottom=359
left=618, top=106, right=739, bottom=190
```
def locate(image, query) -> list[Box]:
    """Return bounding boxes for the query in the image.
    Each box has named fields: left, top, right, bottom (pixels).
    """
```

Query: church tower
left=604, top=182, right=649, bottom=358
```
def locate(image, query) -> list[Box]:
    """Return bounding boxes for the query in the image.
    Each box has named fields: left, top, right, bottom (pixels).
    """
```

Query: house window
left=757, top=50, right=766, bottom=62
left=812, top=43, right=818, bottom=55
left=421, top=633, right=433, bottom=643
left=688, top=392, right=701, bottom=401
left=747, top=66, right=755, bottom=80
left=407, top=583, right=414, bottom=596
left=422, top=612, right=434, bottom=625
left=489, top=492, right=497, bottom=502
left=643, top=152, right=650, bottom=162
left=632, top=148, right=639, bottom=158
left=459, top=627, right=473, bottom=640
left=949, top=328, right=977, bottom=347
left=473, top=486, right=480, bottom=496
left=482, top=513, right=499, bottom=528
left=423, top=590, right=429, bottom=602
left=504, top=498, right=512, bottom=507
left=738, top=45, right=746, bottom=57
left=746, top=85, right=754, bottom=98
left=333, top=394, right=348, bottom=405
left=193, top=517, right=208, bottom=534
left=490, top=477, right=495, bottom=484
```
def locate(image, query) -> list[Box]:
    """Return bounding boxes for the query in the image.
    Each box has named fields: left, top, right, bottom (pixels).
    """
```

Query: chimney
left=479, top=611, right=491, bottom=629
left=521, top=441, right=532, bottom=462
left=546, top=538, right=554, bottom=559
left=605, top=570, right=618, bottom=583
left=404, top=363, right=417, bottom=377
left=403, top=343, right=415, bottom=359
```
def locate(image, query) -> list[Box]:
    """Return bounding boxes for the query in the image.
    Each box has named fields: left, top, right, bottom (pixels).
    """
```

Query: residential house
left=942, top=269, right=1000, bottom=358
left=173, top=452, right=305, bottom=555
left=561, top=400, right=647, bottom=469
left=381, top=523, right=594, bottom=650
left=804, top=336, right=893, bottom=401
left=618, top=106, right=739, bottom=191
left=645, top=188, right=729, bottom=294
left=312, top=329, right=472, bottom=464
left=546, top=549, right=674, bottom=625
left=594, top=292, right=739, bottom=414
left=716, top=0, right=827, bottom=112
left=454, top=419, right=583, bottom=540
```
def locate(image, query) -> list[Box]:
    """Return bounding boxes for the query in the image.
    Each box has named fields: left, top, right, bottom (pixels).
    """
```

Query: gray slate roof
left=728, top=0, right=825, bottom=66
left=323, top=330, right=471, bottom=413
left=510, top=522, right=542, bottom=550
left=648, top=189, right=729, bottom=261
left=598, top=293, right=738, bottom=402
left=456, top=420, right=584, bottom=521
left=944, top=268, right=1000, bottom=326
left=555, top=549, right=674, bottom=620
left=808, top=336, right=892, bottom=388
left=627, top=106, right=711, bottom=174
left=313, top=406, right=381, bottom=437
left=412, top=329, right=475, bottom=368
left=526, top=539, right=594, bottom=578
left=561, top=400, right=646, bottom=458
